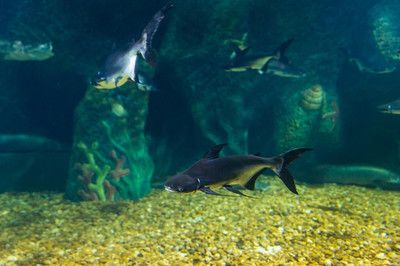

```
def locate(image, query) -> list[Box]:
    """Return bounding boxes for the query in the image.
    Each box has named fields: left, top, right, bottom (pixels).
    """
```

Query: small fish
left=377, top=99, right=400, bottom=115
left=225, top=39, right=306, bottom=78
left=164, top=144, right=311, bottom=196
left=92, top=3, right=173, bottom=89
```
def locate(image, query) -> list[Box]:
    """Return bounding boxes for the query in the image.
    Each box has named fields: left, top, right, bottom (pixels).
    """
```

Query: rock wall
left=66, top=84, right=154, bottom=201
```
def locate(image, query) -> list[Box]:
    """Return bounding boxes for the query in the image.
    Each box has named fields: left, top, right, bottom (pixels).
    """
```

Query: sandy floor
left=0, top=177, right=399, bottom=265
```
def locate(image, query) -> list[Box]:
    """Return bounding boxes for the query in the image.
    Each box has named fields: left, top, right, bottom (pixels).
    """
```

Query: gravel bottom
left=0, top=177, right=399, bottom=265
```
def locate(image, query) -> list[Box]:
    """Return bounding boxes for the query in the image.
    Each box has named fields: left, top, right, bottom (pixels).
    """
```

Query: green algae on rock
left=66, top=83, right=154, bottom=201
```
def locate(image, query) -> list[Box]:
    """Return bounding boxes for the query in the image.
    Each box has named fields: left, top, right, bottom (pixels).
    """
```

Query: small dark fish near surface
left=225, top=39, right=306, bottom=78
left=377, top=99, right=400, bottom=115
left=165, top=144, right=311, bottom=196
left=92, top=3, right=173, bottom=89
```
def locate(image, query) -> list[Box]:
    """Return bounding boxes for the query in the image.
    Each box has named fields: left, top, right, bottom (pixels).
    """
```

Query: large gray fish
left=164, top=144, right=311, bottom=196
left=377, top=99, right=400, bottom=115
left=224, top=39, right=306, bottom=78
left=92, top=3, right=173, bottom=89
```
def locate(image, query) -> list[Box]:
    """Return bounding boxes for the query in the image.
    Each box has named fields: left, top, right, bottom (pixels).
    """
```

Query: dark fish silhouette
left=93, top=3, right=173, bottom=89
left=165, top=144, right=311, bottom=196
left=225, top=39, right=306, bottom=78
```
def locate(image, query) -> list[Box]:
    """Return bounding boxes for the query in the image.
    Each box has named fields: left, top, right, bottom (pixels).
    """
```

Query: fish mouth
left=164, top=186, right=176, bottom=193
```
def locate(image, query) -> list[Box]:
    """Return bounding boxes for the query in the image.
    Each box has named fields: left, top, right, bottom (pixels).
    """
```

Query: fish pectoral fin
left=260, top=57, right=274, bottom=73
left=223, top=185, right=256, bottom=198
left=199, top=186, right=230, bottom=196
left=114, top=76, right=123, bottom=88
left=244, top=169, right=265, bottom=190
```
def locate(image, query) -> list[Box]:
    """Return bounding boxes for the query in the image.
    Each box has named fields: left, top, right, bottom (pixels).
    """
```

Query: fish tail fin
left=271, top=147, right=312, bottom=194
left=161, top=2, right=174, bottom=13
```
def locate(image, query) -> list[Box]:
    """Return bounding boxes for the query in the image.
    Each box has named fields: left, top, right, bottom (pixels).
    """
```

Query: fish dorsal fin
left=274, top=38, right=294, bottom=64
left=137, top=3, right=173, bottom=64
left=203, top=143, right=227, bottom=159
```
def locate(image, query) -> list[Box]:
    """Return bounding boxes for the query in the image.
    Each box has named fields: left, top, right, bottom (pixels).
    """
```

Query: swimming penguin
left=92, top=3, right=173, bottom=89
left=164, top=144, right=311, bottom=196
left=225, top=39, right=306, bottom=78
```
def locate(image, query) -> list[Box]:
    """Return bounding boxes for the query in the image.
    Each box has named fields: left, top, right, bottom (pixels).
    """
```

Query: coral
left=322, top=99, right=340, bottom=131
left=101, top=119, right=154, bottom=200
left=301, top=84, right=325, bottom=110
left=75, top=142, right=111, bottom=201
left=109, top=150, right=130, bottom=180
left=75, top=142, right=137, bottom=201
left=74, top=142, right=132, bottom=201
left=103, top=180, right=116, bottom=201
left=319, top=96, right=342, bottom=151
